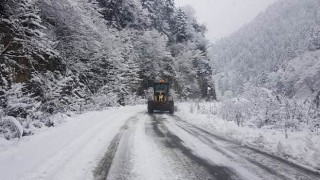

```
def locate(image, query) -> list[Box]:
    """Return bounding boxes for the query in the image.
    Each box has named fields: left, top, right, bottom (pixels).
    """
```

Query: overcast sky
left=175, top=0, right=278, bottom=42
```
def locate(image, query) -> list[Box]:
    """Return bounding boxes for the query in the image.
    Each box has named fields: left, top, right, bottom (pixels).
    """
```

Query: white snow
left=131, top=114, right=177, bottom=180
left=0, top=105, right=145, bottom=180
left=106, top=114, right=186, bottom=180
left=2, top=116, right=23, bottom=139
left=1, top=103, right=319, bottom=180
left=175, top=102, right=320, bottom=171
left=163, top=114, right=261, bottom=180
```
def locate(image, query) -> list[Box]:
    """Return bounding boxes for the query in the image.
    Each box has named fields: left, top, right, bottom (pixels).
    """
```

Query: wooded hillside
left=211, top=0, right=320, bottom=100
left=0, top=0, right=214, bottom=139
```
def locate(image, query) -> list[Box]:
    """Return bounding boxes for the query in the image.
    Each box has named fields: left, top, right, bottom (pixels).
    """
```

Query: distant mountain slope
left=210, top=0, right=320, bottom=99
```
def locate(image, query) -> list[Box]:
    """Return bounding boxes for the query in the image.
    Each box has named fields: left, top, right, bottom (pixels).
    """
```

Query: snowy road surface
left=0, top=105, right=320, bottom=180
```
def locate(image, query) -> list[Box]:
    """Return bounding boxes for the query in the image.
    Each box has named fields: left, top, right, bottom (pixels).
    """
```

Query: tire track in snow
left=22, top=108, right=145, bottom=180
left=173, top=121, right=285, bottom=180
left=96, top=113, right=179, bottom=180
left=93, top=114, right=139, bottom=180
left=150, top=113, right=237, bottom=180
left=147, top=114, right=215, bottom=180
left=100, top=112, right=231, bottom=180
left=23, top=114, right=123, bottom=180
left=169, top=115, right=320, bottom=180
left=93, top=133, right=123, bottom=180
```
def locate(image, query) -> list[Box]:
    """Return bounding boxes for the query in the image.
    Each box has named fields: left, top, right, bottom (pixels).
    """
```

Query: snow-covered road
left=0, top=106, right=144, bottom=180
left=1, top=105, right=320, bottom=180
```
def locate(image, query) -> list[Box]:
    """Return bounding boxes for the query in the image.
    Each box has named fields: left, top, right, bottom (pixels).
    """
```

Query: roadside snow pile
left=0, top=116, right=23, bottom=140
left=0, top=111, right=75, bottom=140
left=176, top=102, right=320, bottom=170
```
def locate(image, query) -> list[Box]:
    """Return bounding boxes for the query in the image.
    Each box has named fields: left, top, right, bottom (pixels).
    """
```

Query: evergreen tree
left=0, top=0, right=66, bottom=121
left=95, top=0, right=149, bottom=29
left=172, top=9, right=188, bottom=43
left=141, top=0, right=175, bottom=34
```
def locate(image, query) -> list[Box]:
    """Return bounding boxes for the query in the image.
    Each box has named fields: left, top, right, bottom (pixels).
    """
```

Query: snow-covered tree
left=95, top=0, right=149, bottom=29
left=142, top=0, right=175, bottom=34
left=1, top=0, right=215, bottom=139
left=172, top=9, right=188, bottom=43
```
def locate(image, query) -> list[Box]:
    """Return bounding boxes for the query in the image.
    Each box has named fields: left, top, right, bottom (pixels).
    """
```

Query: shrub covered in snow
left=0, top=116, right=23, bottom=140
left=218, top=87, right=320, bottom=135
left=182, top=100, right=320, bottom=170
left=187, top=88, right=320, bottom=138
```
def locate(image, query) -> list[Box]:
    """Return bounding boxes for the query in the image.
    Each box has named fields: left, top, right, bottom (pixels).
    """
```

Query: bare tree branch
left=1, top=36, right=14, bottom=55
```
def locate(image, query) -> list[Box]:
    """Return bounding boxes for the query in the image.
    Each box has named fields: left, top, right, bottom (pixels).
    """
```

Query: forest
left=1, top=0, right=320, bottom=177
left=1, top=0, right=320, bottom=141
left=0, top=0, right=214, bottom=139
left=210, top=0, right=320, bottom=135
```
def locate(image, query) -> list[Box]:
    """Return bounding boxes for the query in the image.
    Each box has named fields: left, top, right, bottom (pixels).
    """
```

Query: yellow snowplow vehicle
left=148, top=80, right=174, bottom=114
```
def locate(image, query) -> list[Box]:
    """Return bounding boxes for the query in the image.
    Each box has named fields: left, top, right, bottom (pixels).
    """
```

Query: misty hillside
left=0, top=0, right=215, bottom=138
left=208, top=0, right=320, bottom=139
left=211, top=0, right=320, bottom=100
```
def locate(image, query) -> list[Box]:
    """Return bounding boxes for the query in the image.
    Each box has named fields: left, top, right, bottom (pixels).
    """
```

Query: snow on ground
left=1, top=102, right=319, bottom=180
left=175, top=102, right=320, bottom=171
left=131, top=114, right=178, bottom=180
left=105, top=113, right=192, bottom=180
left=163, top=115, right=261, bottom=179
left=0, top=105, right=145, bottom=180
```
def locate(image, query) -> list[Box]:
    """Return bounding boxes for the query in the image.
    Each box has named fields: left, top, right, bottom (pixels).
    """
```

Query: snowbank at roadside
left=0, top=105, right=144, bottom=180
left=176, top=102, right=320, bottom=171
